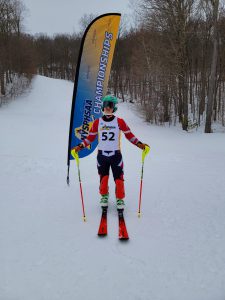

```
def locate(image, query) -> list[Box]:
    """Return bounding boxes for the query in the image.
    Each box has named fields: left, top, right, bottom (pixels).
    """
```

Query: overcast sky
left=24, top=0, right=132, bottom=36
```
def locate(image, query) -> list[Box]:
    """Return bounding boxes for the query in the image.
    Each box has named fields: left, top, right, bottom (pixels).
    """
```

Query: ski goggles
left=103, top=101, right=115, bottom=109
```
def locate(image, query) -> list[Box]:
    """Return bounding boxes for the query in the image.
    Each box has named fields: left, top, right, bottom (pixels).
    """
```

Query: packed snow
left=1, top=75, right=225, bottom=300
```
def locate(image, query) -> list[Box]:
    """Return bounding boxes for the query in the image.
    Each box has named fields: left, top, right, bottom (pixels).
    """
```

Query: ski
left=98, top=207, right=108, bottom=236
left=118, top=209, right=129, bottom=240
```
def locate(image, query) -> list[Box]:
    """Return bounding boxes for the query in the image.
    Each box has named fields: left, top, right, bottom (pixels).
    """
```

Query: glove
left=137, top=142, right=150, bottom=150
left=72, top=143, right=84, bottom=153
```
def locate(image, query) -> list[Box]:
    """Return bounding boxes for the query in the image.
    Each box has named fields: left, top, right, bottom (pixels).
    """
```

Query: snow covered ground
left=1, top=75, right=225, bottom=300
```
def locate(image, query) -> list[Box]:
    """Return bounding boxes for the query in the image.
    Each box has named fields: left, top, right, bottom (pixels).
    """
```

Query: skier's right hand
left=72, top=143, right=84, bottom=153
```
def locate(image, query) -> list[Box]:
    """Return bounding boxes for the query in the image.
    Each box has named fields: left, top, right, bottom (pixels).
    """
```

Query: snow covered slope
left=1, top=75, right=225, bottom=300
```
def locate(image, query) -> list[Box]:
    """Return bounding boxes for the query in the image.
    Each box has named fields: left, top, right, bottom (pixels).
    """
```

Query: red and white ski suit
left=82, top=115, right=141, bottom=199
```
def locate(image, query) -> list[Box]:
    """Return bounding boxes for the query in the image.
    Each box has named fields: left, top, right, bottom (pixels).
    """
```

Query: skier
left=73, top=95, right=149, bottom=210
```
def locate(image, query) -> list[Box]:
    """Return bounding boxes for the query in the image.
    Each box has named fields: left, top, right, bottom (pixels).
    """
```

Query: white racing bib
left=98, top=117, right=120, bottom=152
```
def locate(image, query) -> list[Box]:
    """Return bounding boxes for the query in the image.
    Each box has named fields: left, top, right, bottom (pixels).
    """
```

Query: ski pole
left=138, top=145, right=150, bottom=218
left=71, top=149, right=86, bottom=222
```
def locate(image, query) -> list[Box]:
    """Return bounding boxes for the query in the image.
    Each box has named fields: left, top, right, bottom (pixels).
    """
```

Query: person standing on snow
left=73, top=95, right=149, bottom=210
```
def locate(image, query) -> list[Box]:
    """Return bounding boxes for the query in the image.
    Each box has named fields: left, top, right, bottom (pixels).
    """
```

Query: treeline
left=34, top=33, right=81, bottom=81
left=1, top=0, right=225, bottom=132
left=110, top=0, right=225, bottom=132
left=34, top=14, right=96, bottom=79
left=0, top=0, right=35, bottom=104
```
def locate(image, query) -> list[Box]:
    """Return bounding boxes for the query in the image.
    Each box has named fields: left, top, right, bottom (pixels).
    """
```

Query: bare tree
left=205, top=0, right=220, bottom=133
left=79, top=13, right=97, bottom=34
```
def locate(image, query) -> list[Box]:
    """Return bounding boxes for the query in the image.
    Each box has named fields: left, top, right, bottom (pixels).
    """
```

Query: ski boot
left=116, top=198, right=125, bottom=210
left=100, top=194, right=109, bottom=207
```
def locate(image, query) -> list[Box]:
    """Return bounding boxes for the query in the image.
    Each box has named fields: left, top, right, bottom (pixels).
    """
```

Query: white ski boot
left=100, top=194, right=109, bottom=207
left=116, top=198, right=125, bottom=210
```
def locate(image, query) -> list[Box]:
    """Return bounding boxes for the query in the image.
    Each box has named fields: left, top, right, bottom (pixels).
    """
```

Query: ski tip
left=138, top=212, right=141, bottom=218
left=83, top=216, right=87, bottom=222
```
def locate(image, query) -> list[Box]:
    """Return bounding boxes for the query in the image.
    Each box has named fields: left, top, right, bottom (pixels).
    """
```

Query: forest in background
left=0, top=0, right=224, bottom=133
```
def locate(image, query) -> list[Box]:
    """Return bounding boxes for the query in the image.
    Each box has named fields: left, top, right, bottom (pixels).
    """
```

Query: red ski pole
left=71, top=149, right=86, bottom=222
left=138, top=145, right=150, bottom=218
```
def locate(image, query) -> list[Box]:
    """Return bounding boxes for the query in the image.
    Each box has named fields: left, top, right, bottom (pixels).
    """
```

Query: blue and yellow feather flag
left=67, top=13, right=121, bottom=181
